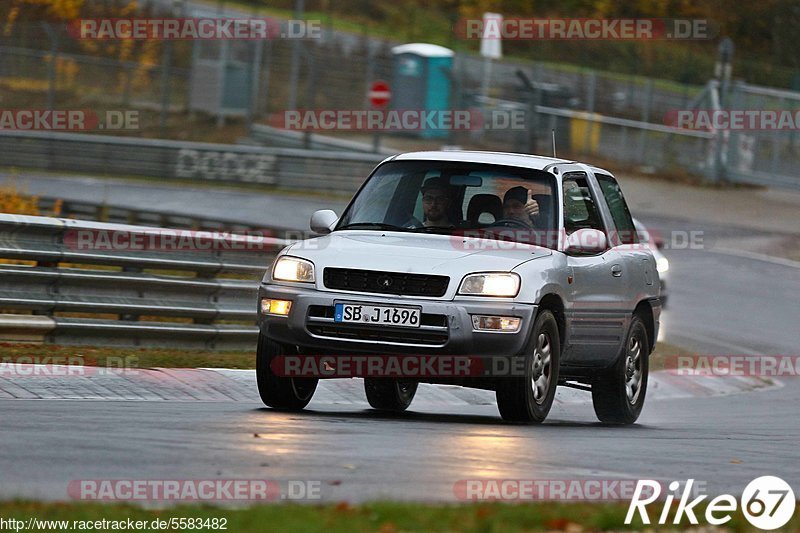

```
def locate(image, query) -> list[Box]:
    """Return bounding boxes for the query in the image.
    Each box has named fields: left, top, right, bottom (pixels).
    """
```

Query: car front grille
left=323, top=268, right=449, bottom=297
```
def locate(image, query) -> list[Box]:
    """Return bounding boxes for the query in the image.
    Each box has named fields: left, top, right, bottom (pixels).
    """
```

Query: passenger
left=502, top=186, right=541, bottom=228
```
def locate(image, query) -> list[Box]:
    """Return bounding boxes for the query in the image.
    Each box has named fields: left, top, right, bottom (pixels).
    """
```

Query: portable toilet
left=391, top=43, right=454, bottom=139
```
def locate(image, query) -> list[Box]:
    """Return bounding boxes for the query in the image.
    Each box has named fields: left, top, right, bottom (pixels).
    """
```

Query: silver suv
left=257, top=151, right=661, bottom=425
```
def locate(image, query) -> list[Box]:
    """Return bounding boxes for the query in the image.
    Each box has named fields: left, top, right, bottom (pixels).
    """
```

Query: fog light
left=261, top=298, right=292, bottom=316
left=472, top=315, right=521, bottom=332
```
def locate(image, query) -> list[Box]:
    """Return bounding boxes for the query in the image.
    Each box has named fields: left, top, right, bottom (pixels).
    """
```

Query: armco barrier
left=0, top=130, right=386, bottom=194
left=0, top=213, right=290, bottom=350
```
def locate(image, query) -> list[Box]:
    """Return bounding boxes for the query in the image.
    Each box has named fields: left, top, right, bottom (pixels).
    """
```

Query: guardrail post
left=96, top=204, right=109, bottom=222
left=120, top=265, right=142, bottom=322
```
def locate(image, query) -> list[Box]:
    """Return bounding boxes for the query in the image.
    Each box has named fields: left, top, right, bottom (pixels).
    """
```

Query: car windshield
left=336, top=160, right=558, bottom=248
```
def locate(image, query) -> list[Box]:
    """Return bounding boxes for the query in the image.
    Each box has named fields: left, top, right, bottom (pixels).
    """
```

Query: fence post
left=42, top=23, right=59, bottom=111
left=159, top=41, right=173, bottom=136
left=122, top=63, right=133, bottom=106
left=583, top=71, right=596, bottom=153
left=637, top=79, right=653, bottom=164
left=287, top=0, right=305, bottom=112
left=246, top=39, right=264, bottom=131
left=259, top=38, right=273, bottom=119
left=713, top=38, right=734, bottom=182
left=771, top=96, right=785, bottom=174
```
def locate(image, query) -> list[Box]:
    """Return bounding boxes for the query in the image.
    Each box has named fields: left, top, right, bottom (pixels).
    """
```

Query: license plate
left=334, top=303, right=421, bottom=328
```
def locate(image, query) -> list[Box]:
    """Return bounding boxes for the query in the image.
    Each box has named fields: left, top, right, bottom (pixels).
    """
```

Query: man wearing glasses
left=419, top=176, right=455, bottom=227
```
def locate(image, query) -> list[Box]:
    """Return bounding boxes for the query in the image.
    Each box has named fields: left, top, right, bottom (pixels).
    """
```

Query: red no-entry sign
left=368, top=80, right=391, bottom=108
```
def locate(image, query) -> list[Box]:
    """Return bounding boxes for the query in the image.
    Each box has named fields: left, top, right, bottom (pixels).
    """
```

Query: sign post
left=480, top=13, right=503, bottom=99
left=368, top=80, right=391, bottom=153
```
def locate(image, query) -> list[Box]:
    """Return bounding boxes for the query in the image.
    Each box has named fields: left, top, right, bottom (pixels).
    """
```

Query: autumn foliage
left=0, top=181, right=62, bottom=217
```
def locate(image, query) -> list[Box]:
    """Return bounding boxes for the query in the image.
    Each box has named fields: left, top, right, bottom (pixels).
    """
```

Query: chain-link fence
left=724, top=83, right=800, bottom=189
left=0, top=45, right=191, bottom=110
left=0, top=16, right=798, bottom=189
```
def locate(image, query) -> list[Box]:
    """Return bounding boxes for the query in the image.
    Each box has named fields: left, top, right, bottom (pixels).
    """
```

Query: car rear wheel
left=591, top=315, right=649, bottom=425
left=364, top=378, right=418, bottom=412
left=496, top=310, right=560, bottom=423
left=256, top=332, right=318, bottom=410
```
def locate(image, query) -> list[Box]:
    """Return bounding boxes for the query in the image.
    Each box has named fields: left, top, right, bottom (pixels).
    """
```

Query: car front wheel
left=496, top=309, right=560, bottom=423
left=256, top=332, right=318, bottom=410
left=364, top=378, right=418, bottom=412
left=591, top=316, right=649, bottom=425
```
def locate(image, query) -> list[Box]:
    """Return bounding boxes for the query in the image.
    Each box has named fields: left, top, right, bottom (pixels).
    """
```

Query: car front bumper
left=257, top=283, right=537, bottom=356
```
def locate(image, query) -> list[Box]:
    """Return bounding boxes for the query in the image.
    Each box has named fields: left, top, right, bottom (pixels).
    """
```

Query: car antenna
left=551, top=129, right=557, bottom=158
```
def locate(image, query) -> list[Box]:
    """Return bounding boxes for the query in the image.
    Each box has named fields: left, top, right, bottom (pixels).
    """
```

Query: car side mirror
left=310, top=209, right=338, bottom=234
left=564, top=228, right=607, bottom=254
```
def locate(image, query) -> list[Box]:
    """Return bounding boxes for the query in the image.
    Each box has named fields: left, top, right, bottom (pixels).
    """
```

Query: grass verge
left=0, top=343, right=254, bottom=369
left=0, top=500, right=795, bottom=532
left=0, top=342, right=688, bottom=371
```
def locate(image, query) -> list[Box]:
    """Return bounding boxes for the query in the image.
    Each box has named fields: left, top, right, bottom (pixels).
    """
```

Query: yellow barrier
left=570, top=112, right=601, bottom=154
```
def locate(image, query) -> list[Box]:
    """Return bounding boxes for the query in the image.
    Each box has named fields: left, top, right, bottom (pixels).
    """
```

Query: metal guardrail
left=0, top=213, right=288, bottom=349
left=532, top=105, right=718, bottom=182
left=2, top=115, right=795, bottom=192
left=0, top=130, right=386, bottom=194
left=38, top=198, right=269, bottom=234
left=249, top=124, right=397, bottom=155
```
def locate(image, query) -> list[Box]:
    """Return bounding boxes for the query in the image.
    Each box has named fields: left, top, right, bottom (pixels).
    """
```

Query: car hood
left=282, top=230, right=551, bottom=286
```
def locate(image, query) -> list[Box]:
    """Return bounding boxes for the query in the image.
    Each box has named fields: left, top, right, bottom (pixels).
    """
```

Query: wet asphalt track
left=1, top=173, right=798, bottom=502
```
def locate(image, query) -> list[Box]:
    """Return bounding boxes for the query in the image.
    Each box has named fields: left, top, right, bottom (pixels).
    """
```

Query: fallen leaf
left=476, top=506, right=492, bottom=519
left=545, top=518, right=570, bottom=530
left=335, top=502, right=351, bottom=512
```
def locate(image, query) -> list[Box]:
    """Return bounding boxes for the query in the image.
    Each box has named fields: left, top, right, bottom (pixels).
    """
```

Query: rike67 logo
left=627, top=476, right=796, bottom=530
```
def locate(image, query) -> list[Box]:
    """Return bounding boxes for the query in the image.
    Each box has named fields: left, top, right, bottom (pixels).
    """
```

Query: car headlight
left=656, top=257, right=669, bottom=274
left=272, top=256, right=315, bottom=283
left=459, top=272, right=520, bottom=297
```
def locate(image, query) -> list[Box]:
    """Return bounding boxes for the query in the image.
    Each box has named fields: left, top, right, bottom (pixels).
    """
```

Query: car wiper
left=410, top=225, right=456, bottom=233
left=337, top=222, right=409, bottom=232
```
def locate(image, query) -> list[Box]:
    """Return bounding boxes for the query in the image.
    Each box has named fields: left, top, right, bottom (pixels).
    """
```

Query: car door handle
left=611, top=264, right=623, bottom=277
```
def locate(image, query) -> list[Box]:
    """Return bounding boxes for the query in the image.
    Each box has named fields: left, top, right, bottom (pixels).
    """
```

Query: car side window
left=562, top=174, right=603, bottom=235
left=595, top=174, right=638, bottom=245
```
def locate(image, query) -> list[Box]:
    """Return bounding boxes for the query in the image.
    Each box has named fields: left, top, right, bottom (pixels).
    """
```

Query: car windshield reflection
left=336, top=160, right=558, bottom=248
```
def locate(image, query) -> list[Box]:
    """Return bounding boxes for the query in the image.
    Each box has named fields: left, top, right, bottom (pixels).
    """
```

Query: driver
left=420, top=177, right=455, bottom=227
left=502, top=186, right=541, bottom=228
